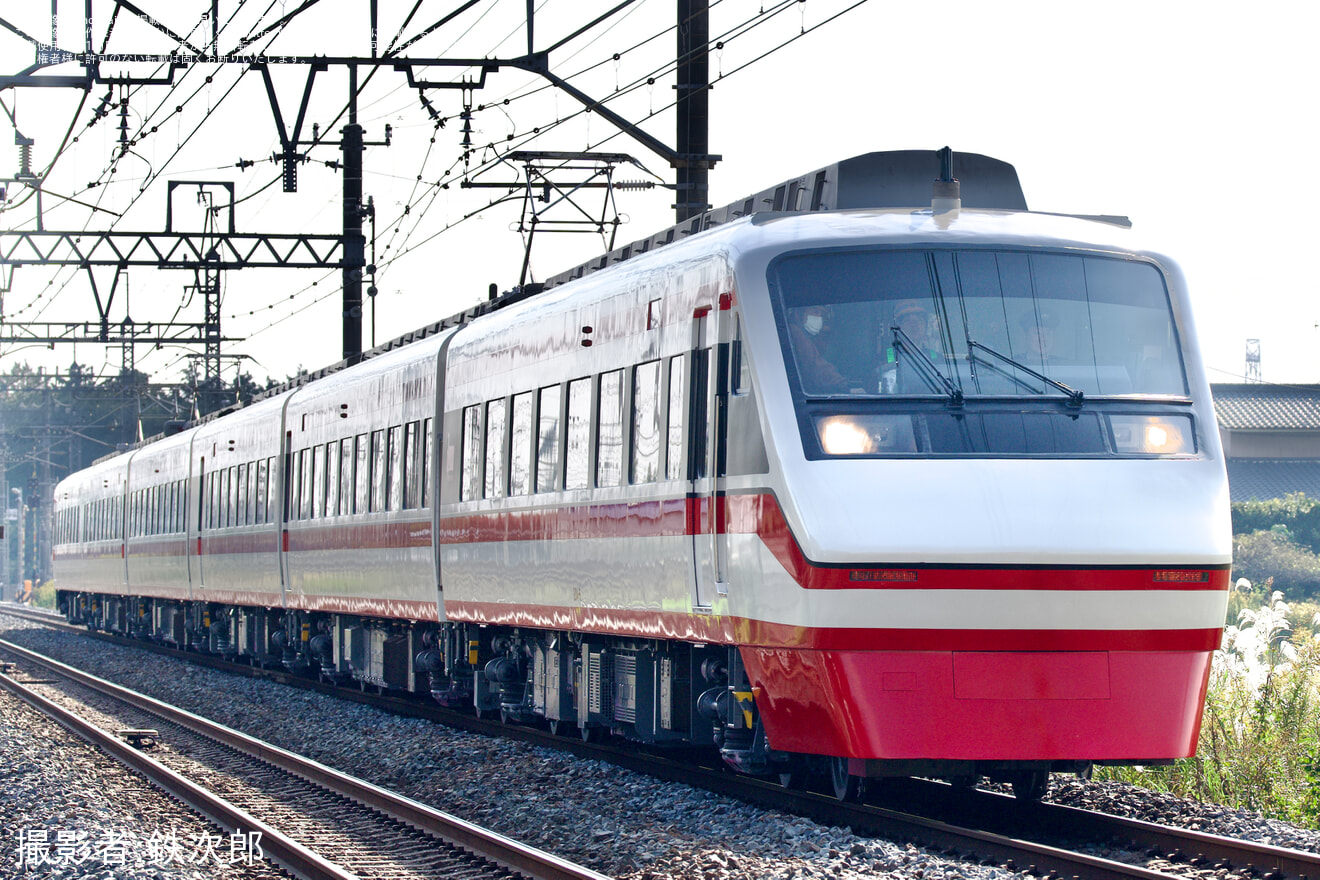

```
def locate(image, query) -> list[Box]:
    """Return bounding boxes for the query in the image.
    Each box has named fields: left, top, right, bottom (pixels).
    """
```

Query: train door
left=689, top=305, right=729, bottom=609
left=278, top=429, right=293, bottom=604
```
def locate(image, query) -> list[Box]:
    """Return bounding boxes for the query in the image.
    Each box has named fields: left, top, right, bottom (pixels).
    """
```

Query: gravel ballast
left=4, top=607, right=1319, bottom=879
left=0, top=680, right=288, bottom=879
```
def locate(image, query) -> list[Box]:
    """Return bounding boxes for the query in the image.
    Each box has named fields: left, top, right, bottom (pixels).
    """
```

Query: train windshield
left=770, top=248, right=1187, bottom=400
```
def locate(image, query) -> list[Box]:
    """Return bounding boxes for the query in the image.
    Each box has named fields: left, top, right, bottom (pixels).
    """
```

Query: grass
left=1097, top=584, right=1320, bottom=825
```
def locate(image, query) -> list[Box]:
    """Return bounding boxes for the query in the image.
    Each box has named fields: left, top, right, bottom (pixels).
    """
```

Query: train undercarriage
left=57, top=589, right=1091, bottom=800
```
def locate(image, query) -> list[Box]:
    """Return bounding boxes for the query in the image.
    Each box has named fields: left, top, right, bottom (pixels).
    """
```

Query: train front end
left=727, top=208, right=1231, bottom=793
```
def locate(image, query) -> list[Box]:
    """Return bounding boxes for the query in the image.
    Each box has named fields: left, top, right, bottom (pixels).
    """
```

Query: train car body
left=52, top=150, right=1231, bottom=799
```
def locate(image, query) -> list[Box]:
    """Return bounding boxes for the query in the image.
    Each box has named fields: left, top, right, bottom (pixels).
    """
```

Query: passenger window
left=403, top=423, right=419, bottom=509
left=484, top=401, right=506, bottom=499
left=354, top=434, right=370, bottom=514
left=266, top=456, right=277, bottom=522
left=564, top=378, right=591, bottom=490
left=461, top=405, right=483, bottom=502
left=323, top=443, right=339, bottom=517
left=237, top=464, right=248, bottom=526
left=536, top=385, right=561, bottom=493
left=308, top=446, right=322, bottom=518
left=255, top=460, right=267, bottom=524
left=225, top=468, right=235, bottom=528
left=666, top=356, right=686, bottom=480
left=307, top=448, right=319, bottom=519
left=340, top=441, right=354, bottom=515
left=422, top=418, right=433, bottom=508
left=632, top=360, right=661, bottom=483
left=510, top=392, right=534, bottom=496
left=370, top=429, right=387, bottom=512
left=207, top=474, right=217, bottom=529
left=597, top=370, right=624, bottom=487
left=388, top=426, right=404, bottom=511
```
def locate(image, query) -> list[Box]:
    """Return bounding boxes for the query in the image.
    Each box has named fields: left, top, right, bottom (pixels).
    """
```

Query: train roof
left=120, top=148, right=1140, bottom=450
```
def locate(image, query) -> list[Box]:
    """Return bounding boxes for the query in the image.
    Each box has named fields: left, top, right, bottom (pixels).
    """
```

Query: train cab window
left=422, top=418, right=433, bottom=508
left=632, top=360, right=662, bottom=484
left=388, top=426, right=404, bottom=511
left=565, top=378, right=591, bottom=491
left=461, top=405, right=483, bottom=502
left=597, top=370, right=624, bottom=487
left=483, top=403, right=506, bottom=500
left=510, top=392, right=534, bottom=497
left=666, top=356, right=686, bottom=480
left=536, top=385, right=561, bottom=493
left=354, top=434, right=370, bottom=514
left=770, top=247, right=1191, bottom=458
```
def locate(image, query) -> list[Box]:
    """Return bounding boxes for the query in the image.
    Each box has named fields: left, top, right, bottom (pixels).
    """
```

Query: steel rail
left=0, top=633, right=610, bottom=880
left=9, top=606, right=1319, bottom=878
left=0, top=664, right=359, bottom=880
left=0, top=618, right=1168, bottom=880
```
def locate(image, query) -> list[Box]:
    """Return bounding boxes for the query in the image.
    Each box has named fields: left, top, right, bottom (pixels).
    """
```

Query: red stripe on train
left=437, top=493, right=1228, bottom=591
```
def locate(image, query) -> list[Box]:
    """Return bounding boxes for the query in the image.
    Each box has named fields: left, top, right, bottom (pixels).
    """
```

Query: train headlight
left=816, top=415, right=917, bottom=455
left=1109, top=415, right=1194, bottom=455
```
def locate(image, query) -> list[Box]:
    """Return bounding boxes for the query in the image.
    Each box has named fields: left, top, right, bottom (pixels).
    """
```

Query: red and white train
left=52, top=150, right=1231, bottom=800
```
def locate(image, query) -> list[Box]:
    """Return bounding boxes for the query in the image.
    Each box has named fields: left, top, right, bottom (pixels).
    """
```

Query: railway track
left=0, top=631, right=610, bottom=880
left=5, top=604, right=1320, bottom=879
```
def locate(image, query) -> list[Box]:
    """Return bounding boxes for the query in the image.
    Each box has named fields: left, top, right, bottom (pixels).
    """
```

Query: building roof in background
left=1212, top=383, right=1320, bottom=430
left=1225, top=459, right=1320, bottom=502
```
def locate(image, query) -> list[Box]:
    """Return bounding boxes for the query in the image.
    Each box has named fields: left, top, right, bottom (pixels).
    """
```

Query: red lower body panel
left=741, top=646, right=1213, bottom=761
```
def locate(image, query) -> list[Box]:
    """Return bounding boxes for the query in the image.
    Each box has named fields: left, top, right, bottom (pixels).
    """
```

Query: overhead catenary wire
left=6, top=1, right=872, bottom=374
left=226, top=0, right=859, bottom=336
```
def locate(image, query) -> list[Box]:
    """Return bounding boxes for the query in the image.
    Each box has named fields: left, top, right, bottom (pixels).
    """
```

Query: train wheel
left=1011, top=770, right=1050, bottom=802
left=828, top=756, right=861, bottom=802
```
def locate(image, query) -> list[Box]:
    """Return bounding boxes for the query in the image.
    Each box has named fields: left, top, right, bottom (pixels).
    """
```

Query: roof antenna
left=932, top=146, right=961, bottom=216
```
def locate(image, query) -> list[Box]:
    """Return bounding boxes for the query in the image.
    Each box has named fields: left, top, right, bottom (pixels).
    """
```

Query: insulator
left=614, top=180, right=655, bottom=191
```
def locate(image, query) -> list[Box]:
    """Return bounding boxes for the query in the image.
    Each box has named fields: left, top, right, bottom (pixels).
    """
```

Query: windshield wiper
left=891, top=326, right=964, bottom=406
left=968, top=340, right=1085, bottom=407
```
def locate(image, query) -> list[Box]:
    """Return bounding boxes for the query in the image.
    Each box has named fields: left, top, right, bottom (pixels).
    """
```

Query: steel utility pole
left=675, top=0, right=712, bottom=222
left=342, top=68, right=366, bottom=364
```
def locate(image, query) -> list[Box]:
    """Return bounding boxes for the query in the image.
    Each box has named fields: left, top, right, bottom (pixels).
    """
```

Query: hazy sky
left=2, top=0, right=1317, bottom=385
